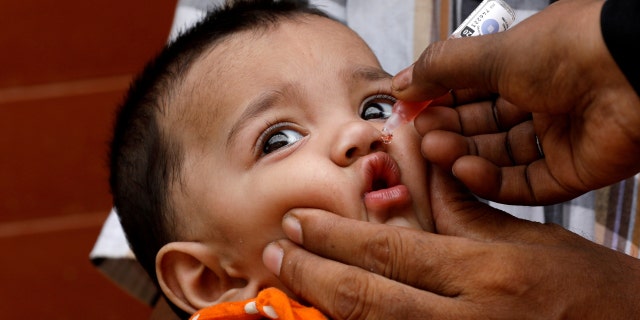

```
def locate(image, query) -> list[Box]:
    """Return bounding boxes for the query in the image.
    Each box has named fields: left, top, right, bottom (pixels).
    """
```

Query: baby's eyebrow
left=350, top=66, right=392, bottom=82
left=226, top=66, right=390, bottom=150
left=226, top=90, right=283, bottom=150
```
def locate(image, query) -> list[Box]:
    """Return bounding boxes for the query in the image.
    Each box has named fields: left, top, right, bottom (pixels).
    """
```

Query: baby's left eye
left=261, top=128, right=303, bottom=155
left=359, top=94, right=395, bottom=121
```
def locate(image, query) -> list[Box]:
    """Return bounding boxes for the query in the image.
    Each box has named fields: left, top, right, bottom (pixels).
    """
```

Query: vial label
left=450, top=0, right=516, bottom=38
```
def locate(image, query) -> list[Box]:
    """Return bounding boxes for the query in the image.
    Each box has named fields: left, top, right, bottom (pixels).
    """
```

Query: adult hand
left=262, top=167, right=640, bottom=319
left=392, top=0, right=640, bottom=205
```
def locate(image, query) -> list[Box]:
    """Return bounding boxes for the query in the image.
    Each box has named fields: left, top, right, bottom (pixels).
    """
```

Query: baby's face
left=169, top=15, right=432, bottom=298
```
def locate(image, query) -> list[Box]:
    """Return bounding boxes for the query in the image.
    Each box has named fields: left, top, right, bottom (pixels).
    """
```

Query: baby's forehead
left=167, top=16, right=357, bottom=128
left=162, top=31, right=252, bottom=128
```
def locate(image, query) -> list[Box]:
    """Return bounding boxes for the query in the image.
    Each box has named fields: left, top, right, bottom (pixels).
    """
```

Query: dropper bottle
left=381, top=0, right=515, bottom=143
left=381, top=100, right=431, bottom=143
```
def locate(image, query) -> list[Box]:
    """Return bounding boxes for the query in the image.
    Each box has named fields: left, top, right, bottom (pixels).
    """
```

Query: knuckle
left=281, top=245, right=397, bottom=320
left=420, top=41, right=444, bottom=70
left=332, top=278, right=428, bottom=320
left=329, top=271, right=375, bottom=320
left=481, top=247, right=538, bottom=297
left=362, top=228, right=403, bottom=278
left=412, top=41, right=451, bottom=98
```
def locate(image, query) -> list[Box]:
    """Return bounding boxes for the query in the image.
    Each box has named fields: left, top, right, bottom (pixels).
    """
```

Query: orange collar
left=190, top=287, right=326, bottom=320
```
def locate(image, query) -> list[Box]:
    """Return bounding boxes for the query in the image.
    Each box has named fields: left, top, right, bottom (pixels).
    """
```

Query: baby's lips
left=364, top=184, right=411, bottom=210
left=361, top=152, right=401, bottom=194
left=360, top=152, right=411, bottom=223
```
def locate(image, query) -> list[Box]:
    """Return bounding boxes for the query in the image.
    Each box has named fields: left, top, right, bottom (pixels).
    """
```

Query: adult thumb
left=392, top=34, right=501, bottom=102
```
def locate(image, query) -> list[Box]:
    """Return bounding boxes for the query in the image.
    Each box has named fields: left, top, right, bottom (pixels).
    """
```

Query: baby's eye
left=261, top=127, right=304, bottom=155
left=359, top=94, right=396, bottom=121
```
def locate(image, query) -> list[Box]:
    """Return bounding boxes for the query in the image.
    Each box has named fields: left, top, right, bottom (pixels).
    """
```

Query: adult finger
left=274, top=208, right=483, bottom=296
left=429, top=88, right=492, bottom=107
left=391, top=34, right=502, bottom=102
left=416, top=97, right=537, bottom=170
left=427, top=164, right=543, bottom=239
left=451, top=155, right=578, bottom=205
left=264, top=239, right=462, bottom=320
left=414, top=97, right=531, bottom=137
left=266, top=214, right=640, bottom=320
left=422, top=121, right=543, bottom=171
left=453, top=97, right=532, bottom=135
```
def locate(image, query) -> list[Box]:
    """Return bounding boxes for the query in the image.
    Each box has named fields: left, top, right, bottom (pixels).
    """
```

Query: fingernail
left=392, top=66, right=413, bottom=92
left=262, top=242, right=283, bottom=276
left=282, top=213, right=303, bottom=244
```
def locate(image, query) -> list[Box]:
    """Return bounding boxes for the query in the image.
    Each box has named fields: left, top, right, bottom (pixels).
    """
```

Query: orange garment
left=190, top=287, right=326, bottom=320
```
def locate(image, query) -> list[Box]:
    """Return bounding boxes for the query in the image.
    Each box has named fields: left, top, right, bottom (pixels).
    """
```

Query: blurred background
left=0, top=0, right=178, bottom=318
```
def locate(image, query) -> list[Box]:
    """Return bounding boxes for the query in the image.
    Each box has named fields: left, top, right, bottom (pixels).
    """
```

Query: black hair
left=109, top=0, right=328, bottom=317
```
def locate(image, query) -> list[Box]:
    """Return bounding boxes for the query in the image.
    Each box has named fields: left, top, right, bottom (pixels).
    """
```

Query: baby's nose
left=330, top=121, right=384, bottom=167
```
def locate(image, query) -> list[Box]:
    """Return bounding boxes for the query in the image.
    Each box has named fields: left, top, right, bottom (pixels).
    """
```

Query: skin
left=265, top=167, right=640, bottom=319
left=394, top=0, right=640, bottom=205
left=158, top=15, right=434, bottom=313
left=262, top=0, right=640, bottom=318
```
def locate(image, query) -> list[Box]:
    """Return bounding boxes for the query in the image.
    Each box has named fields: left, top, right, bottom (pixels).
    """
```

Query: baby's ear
left=156, top=242, right=250, bottom=314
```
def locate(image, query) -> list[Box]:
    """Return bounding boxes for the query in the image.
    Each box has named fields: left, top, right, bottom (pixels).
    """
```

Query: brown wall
left=0, top=0, right=177, bottom=318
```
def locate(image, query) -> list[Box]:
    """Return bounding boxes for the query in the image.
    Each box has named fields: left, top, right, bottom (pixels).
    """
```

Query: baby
left=109, top=0, right=434, bottom=318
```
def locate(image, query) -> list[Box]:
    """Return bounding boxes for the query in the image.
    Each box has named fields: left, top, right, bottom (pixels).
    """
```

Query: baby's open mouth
left=362, top=152, right=411, bottom=210
left=371, top=178, right=389, bottom=191
left=363, top=152, right=400, bottom=194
